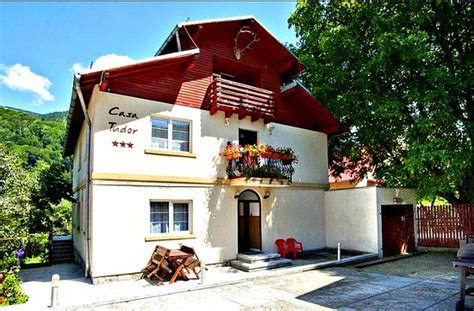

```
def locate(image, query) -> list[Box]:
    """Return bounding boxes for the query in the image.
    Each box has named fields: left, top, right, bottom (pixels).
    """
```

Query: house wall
left=81, top=86, right=329, bottom=278
left=325, top=187, right=379, bottom=254
left=89, top=183, right=326, bottom=278
left=72, top=123, right=88, bottom=264
left=89, top=87, right=328, bottom=184
left=261, top=188, right=326, bottom=253
left=324, top=187, right=416, bottom=256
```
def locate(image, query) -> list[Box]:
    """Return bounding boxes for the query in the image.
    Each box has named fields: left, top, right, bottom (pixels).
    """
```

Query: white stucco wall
left=71, top=87, right=331, bottom=278
left=325, top=187, right=379, bottom=253
left=89, top=183, right=326, bottom=278
left=261, top=188, right=326, bottom=253
left=325, top=187, right=417, bottom=255
left=88, top=87, right=328, bottom=184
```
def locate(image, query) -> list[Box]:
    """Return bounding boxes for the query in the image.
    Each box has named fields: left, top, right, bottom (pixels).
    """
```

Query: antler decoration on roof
left=233, top=26, right=260, bottom=60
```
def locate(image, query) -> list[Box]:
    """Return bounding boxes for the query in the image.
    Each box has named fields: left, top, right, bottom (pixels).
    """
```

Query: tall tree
left=289, top=2, right=473, bottom=203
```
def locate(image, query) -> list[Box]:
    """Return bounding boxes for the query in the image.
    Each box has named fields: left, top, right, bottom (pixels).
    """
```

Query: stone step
left=52, top=258, right=74, bottom=264
left=237, top=252, right=282, bottom=263
left=230, top=258, right=292, bottom=272
left=52, top=243, right=73, bottom=248
left=52, top=253, right=74, bottom=259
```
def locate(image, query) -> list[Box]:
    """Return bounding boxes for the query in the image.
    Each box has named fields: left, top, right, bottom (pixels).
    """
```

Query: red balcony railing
left=206, top=77, right=275, bottom=123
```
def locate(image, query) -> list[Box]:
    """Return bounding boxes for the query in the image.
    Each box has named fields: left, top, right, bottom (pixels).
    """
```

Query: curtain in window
left=172, top=120, right=189, bottom=152
left=173, top=203, right=189, bottom=232
left=151, top=118, right=169, bottom=149
left=150, top=202, right=169, bottom=233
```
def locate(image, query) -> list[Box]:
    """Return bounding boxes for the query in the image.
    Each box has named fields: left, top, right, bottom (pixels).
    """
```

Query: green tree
left=0, top=107, right=72, bottom=238
left=0, top=145, right=37, bottom=257
left=289, top=2, right=473, bottom=203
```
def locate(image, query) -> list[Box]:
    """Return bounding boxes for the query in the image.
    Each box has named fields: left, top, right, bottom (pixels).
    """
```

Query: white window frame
left=149, top=200, right=192, bottom=235
left=150, top=116, right=192, bottom=153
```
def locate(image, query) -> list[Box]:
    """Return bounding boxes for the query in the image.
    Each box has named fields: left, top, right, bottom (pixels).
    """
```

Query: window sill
left=144, top=149, right=197, bottom=158
left=145, top=234, right=196, bottom=242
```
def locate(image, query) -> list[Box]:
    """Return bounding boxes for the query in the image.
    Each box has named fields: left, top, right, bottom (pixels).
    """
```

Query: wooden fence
left=416, top=204, right=474, bottom=248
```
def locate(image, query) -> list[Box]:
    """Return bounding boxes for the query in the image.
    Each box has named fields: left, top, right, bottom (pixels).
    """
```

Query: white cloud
left=71, top=54, right=134, bottom=74
left=0, top=63, right=54, bottom=103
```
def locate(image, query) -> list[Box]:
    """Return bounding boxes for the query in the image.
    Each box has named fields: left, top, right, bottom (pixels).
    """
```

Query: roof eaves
left=81, top=48, right=200, bottom=76
left=280, top=81, right=298, bottom=93
left=63, top=77, right=79, bottom=156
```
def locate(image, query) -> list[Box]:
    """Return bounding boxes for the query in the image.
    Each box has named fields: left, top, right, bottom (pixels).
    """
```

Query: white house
left=65, top=16, right=412, bottom=283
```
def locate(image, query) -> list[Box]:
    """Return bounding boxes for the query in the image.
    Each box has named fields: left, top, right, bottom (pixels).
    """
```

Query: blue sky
left=0, top=2, right=298, bottom=114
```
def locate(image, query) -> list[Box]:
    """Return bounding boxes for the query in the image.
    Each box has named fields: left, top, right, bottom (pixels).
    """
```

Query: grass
left=23, top=255, right=46, bottom=265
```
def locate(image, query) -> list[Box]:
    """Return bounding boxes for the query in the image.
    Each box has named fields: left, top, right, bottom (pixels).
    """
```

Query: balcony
left=206, top=77, right=275, bottom=123
left=220, top=145, right=297, bottom=186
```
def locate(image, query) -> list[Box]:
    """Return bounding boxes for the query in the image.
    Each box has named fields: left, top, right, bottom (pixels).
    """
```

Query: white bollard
left=50, top=274, right=60, bottom=308
left=337, top=243, right=341, bottom=261
left=200, top=259, right=206, bottom=285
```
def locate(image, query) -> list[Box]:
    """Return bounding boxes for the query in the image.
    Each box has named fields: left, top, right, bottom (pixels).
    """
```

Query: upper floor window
left=151, top=117, right=190, bottom=152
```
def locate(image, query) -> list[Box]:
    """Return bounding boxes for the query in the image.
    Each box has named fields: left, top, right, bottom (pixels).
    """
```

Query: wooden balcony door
left=239, top=129, right=257, bottom=146
left=238, top=190, right=261, bottom=252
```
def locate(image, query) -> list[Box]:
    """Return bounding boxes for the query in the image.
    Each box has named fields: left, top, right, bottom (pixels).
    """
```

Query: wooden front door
left=381, top=204, right=415, bottom=257
left=238, top=200, right=261, bottom=252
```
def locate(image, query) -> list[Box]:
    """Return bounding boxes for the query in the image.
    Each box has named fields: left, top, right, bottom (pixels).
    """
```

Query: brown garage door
left=382, top=204, right=415, bottom=257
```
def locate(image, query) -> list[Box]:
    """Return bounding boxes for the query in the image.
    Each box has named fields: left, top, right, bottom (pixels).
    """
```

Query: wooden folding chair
left=179, top=245, right=201, bottom=279
left=141, top=245, right=172, bottom=284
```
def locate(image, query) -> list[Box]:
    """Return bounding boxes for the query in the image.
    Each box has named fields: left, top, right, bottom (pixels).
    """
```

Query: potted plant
left=219, top=144, right=243, bottom=160
left=278, top=147, right=298, bottom=165
left=262, top=145, right=275, bottom=158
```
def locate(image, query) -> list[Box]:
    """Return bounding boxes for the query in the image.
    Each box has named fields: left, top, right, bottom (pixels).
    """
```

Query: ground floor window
left=150, top=201, right=190, bottom=234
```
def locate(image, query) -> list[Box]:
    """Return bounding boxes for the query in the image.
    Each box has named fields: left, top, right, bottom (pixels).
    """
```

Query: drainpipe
left=74, top=74, right=92, bottom=278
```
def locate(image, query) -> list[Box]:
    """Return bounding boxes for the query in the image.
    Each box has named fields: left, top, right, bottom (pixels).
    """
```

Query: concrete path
left=71, top=267, right=459, bottom=310
left=5, top=251, right=463, bottom=310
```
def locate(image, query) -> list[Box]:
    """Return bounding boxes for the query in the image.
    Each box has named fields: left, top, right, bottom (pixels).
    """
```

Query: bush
left=0, top=257, right=18, bottom=274
left=23, top=233, right=49, bottom=263
left=0, top=273, right=28, bottom=305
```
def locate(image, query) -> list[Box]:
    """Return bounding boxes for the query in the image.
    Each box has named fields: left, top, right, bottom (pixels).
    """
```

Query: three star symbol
left=112, top=140, right=134, bottom=148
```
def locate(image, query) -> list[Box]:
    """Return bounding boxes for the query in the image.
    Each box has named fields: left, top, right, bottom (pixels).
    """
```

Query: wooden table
left=453, top=260, right=474, bottom=310
left=167, top=249, right=193, bottom=284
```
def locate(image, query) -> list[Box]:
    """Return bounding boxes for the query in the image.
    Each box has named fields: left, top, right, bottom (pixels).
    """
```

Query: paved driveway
left=77, top=266, right=459, bottom=310
left=13, top=251, right=461, bottom=310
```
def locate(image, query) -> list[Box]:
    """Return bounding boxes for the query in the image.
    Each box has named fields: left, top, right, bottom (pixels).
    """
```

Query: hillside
left=0, top=107, right=68, bottom=164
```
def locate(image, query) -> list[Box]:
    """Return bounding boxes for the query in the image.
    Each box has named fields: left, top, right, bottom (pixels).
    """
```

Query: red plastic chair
left=286, top=237, right=304, bottom=260
left=275, top=239, right=290, bottom=258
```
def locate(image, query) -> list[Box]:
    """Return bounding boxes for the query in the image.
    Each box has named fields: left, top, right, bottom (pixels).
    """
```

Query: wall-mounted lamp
left=263, top=191, right=271, bottom=199
left=234, top=191, right=240, bottom=199
left=266, top=124, right=275, bottom=135
left=224, top=117, right=230, bottom=128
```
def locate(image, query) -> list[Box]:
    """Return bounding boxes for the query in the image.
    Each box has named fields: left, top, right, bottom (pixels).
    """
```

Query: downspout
left=74, top=74, right=92, bottom=278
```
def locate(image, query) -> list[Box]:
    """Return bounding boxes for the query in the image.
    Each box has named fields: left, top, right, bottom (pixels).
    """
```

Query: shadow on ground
left=19, top=263, right=86, bottom=283
left=296, top=251, right=461, bottom=310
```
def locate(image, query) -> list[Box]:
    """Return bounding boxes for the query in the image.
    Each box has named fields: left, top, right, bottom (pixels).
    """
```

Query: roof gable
left=156, top=16, right=304, bottom=82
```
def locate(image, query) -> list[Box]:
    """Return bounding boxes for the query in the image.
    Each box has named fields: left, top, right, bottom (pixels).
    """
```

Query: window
left=151, top=117, right=190, bottom=152
left=150, top=201, right=190, bottom=234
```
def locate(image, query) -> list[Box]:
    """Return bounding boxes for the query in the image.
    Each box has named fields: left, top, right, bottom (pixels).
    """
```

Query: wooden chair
left=286, top=237, right=304, bottom=260
left=179, top=245, right=201, bottom=279
left=142, top=246, right=172, bottom=284
left=275, top=239, right=290, bottom=258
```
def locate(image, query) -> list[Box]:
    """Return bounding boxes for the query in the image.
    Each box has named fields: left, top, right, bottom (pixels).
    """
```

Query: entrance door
left=238, top=190, right=261, bottom=252
left=381, top=204, right=415, bottom=257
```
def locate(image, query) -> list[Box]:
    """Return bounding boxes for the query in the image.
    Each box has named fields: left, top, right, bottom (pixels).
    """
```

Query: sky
left=0, top=2, right=298, bottom=114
